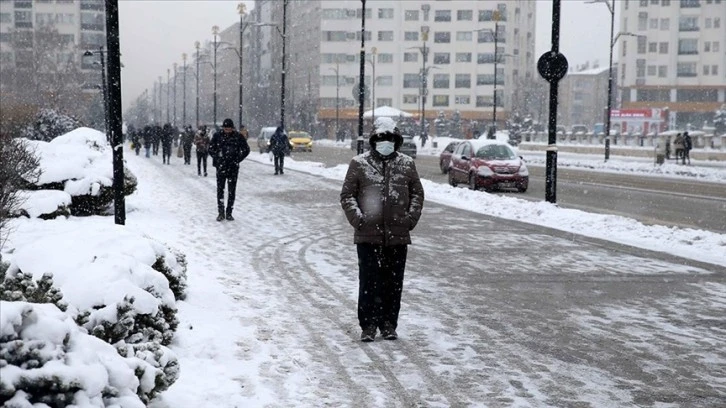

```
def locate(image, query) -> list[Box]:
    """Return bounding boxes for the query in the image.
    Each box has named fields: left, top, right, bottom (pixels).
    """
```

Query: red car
left=447, top=140, right=529, bottom=192
left=439, top=141, right=462, bottom=174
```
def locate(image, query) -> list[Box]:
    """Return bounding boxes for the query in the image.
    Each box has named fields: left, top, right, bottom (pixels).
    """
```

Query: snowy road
left=126, top=152, right=726, bottom=408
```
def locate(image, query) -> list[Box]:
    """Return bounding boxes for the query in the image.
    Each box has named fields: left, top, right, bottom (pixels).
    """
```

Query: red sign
left=610, top=109, right=667, bottom=134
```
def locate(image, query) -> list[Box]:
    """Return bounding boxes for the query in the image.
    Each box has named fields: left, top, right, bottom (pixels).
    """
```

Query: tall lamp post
left=182, top=53, right=187, bottom=126
left=329, top=63, right=340, bottom=140
left=281, top=0, right=288, bottom=128
left=419, top=25, right=430, bottom=147
left=212, top=25, right=219, bottom=127
left=367, top=47, right=377, bottom=123
left=195, top=41, right=201, bottom=127
left=166, top=68, right=170, bottom=123
left=237, top=3, right=250, bottom=128
left=356, top=0, right=367, bottom=154
left=83, top=47, right=108, bottom=140
left=157, top=76, right=162, bottom=123
left=173, top=62, right=178, bottom=126
left=104, top=0, right=125, bottom=225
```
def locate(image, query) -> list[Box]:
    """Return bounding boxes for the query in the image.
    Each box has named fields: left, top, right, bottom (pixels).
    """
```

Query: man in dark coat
left=683, top=131, right=692, bottom=165
left=269, top=126, right=289, bottom=175
left=209, top=118, right=250, bottom=221
left=340, top=117, right=425, bottom=342
left=161, top=123, right=174, bottom=165
left=181, top=125, right=195, bottom=165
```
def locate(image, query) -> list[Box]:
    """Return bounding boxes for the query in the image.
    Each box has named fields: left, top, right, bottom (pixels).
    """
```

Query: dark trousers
left=183, top=145, right=192, bottom=164
left=216, top=171, right=238, bottom=215
left=162, top=145, right=171, bottom=164
left=356, top=244, right=408, bottom=330
left=683, top=149, right=690, bottom=164
left=274, top=152, right=285, bottom=173
left=197, top=151, right=207, bottom=174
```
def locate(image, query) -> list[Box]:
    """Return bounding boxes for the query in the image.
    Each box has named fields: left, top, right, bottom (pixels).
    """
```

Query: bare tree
left=0, top=134, right=42, bottom=251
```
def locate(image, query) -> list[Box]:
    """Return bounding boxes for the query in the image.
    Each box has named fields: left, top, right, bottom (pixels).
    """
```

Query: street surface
left=300, top=145, right=726, bottom=233
left=129, top=152, right=726, bottom=407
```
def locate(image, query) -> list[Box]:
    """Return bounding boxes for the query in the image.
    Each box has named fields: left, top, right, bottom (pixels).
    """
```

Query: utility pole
left=104, top=0, right=125, bottom=225
left=182, top=53, right=187, bottom=126
left=173, top=62, right=177, bottom=126
left=280, top=0, right=288, bottom=128
left=195, top=41, right=200, bottom=127
left=238, top=3, right=248, bottom=128
left=213, top=25, right=219, bottom=127
left=419, top=25, right=430, bottom=147
left=491, top=15, right=500, bottom=139
left=356, top=0, right=366, bottom=154
left=166, top=68, right=170, bottom=124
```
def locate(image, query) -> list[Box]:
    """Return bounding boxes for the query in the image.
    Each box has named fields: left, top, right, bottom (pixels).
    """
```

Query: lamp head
left=195, top=41, right=200, bottom=49
left=182, top=53, right=187, bottom=62
left=237, top=3, right=247, bottom=16
left=212, top=25, right=219, bottom=36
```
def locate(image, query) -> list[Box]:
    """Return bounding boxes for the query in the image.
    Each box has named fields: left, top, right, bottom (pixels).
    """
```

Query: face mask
left=376, top=141, right=395, bottom=156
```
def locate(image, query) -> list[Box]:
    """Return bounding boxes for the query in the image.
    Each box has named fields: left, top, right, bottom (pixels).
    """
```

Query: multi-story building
left=245, top=0, right=537, bottom=138
left=618, top=0, right=726, bottom=129
left=0, top=0, right=106, bottom=122
left=558, top=63, right=615, bottom=131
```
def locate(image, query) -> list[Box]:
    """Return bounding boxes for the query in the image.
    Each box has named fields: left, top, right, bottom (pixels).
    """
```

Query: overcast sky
left=118, top=0, right=618, bottom=112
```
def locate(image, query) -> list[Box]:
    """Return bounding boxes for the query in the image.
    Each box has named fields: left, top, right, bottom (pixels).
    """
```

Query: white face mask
left=376, top=141, right=395, bottom=156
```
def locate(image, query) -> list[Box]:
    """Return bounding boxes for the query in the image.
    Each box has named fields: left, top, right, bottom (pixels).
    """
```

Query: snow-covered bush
left=714, top=105, right=726, bottom=136
left=0, top=301, right=149, bottom=407
left=0, top=135, right=41, bottom=248
left=116, top=341, right=180, bottom=402
left=0, top=270, right=67, bottom=312
left=21, top=109, right=83, bottom=142
left=151, top=249, right=188, bottom=301
left=22, top=127, right=137, bottom=216
left=12, top=190, right=71, bottom=220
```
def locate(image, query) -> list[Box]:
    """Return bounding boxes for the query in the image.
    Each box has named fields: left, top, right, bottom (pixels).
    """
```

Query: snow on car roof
left=467, top=139, right=514, bottom=151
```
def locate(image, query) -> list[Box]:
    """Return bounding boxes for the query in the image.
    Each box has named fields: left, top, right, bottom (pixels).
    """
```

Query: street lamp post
left=367, top=47, right=377, bottom=124
left=104, top=0, right=125, bottom=225
left=237, top=3, right=250, bottom=128
left=212, top=25, right=219, bottom=127
left=492, top=20, right=499, bottom=139
left=166, top=68, right=170, bottom=123
left=195, top=41, right=200, bottom=127
left=357, top=0, right=367, bottom=154
left=281, top=0, right=288, bottom=128
left=158, top=76, right=162, bottom=123
left=83, top=47, right=108, bottom=140
left=173, top=62, right=178, bottom=126
left=329, top=63, right=340, bottom=141
left=182, top=53, right=187, bottom=126
left=419, top=25, right=430, bottom=147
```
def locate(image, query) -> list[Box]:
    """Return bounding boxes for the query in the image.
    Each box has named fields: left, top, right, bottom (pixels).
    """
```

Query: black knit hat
left=222, top=118, right=234, bottom=128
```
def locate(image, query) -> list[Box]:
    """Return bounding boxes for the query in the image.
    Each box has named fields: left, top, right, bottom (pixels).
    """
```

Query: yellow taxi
left=288, top=130, right=313, bottom=152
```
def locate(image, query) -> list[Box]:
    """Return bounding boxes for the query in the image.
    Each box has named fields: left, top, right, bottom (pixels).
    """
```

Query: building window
left=432, top=95, right=449, bottom=107
left=678, top=38, right=698, bottom=54
left=637, top=36, right=647, bottom=53
left=640, top=0, right=648, bottom=5
left=404, top=31, right=419, bottom=41
left=477, top=30, right=495, bottom=43
left=323, top=31, right=347, bottom=41
left=455, top=95, right=470, bottom=105
left=403, top=73, right=420, bottom=88
left=715, top=17, right=721, bottom=28
left=433, top=53, right=450, bottom=64
left=403, top=95, right=418, bottom=104
left=321, top=9, right=354, bottom=19
left=648, top=42, right=657, bottom=52
left=713, top=41, right=720, bottom=51
left=456, top=31, right=472, bottom=41
left=404, top=10, right=419, bottom=21
left=14, top=10, right=32, bottom=28
left=356, top=8, right=372, bottom=19
left=662, top=0, right=671, bottom=4
left=455, top=74, right=471, bottom=88
left=660, top=18, right=670, bottom=29
left=378, top=31, right=393, bottom=41
left=457, top=10, right=473, bottom=21
left=0, top=13, right=11, bottom=23
left=659, top=42, right=669, bottom=53
left=636, top=59, right=646, bottom=77
left=404, top=52, right=418, bottom=62
left=378, top=8, right=393, bottom=19
left=705, top=17, right=712, bottom=28
left=679, top=16, right=699, bottom=30
left=703, top=65, right=710, bottom=75
left=434, top=32, right=451, bottom=43
left=647, top=65, right=657, bottom=75
left=679, top=0, right=701, bottom=7
left=0, top=32, right=11, bottom=43
left=676, top=62, right=697, bottom=76
left=377, top=75, right=393, bottom=86
left=705, top=41, right=711, bottom=51
left=376, top=53, right=392, bottom=63
left=638, top=12, right=648, bottom=30
left=476, top=95, right=494, bottom=107
left=712, top=65, right=718, bottom=75
left=57, top=13, right=75, bottom=24
left=650, top=18, right=659, bottom=28
left=477, top=52, right=496, bottom=64
left=435, top=10, right=451, bottom=22
left=676, top=89, right=717, bottom=101
left=376, top=98, right=393, bottom=107
left=355, top=31, right=372, bottom=41
left=433, top=74, right=450, bottom=88
left=455, top=53, right=472, bottom=62
left=658, top=65, right=667, bottom=77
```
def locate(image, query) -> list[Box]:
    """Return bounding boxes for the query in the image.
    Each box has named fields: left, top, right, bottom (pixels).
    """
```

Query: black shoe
left=274, top=171, right=278, bottom=175
left=216, top=214, right=225, bottom=222
left=280, top=170, right=284, bottom=174
left=226, top=214, right=234, bottom=221
left=360, top=326, right=377, bottom=342
left=380, top=322, right=398, bottom=340
left=204, top=172, right=208, bottom=177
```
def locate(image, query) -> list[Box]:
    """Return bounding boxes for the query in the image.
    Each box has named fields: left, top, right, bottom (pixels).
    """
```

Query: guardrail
left=521, top=131, right=726, bottom=151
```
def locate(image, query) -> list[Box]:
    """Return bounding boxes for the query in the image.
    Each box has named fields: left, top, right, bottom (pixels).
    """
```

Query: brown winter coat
left=340, top=150, right=424, bottom=246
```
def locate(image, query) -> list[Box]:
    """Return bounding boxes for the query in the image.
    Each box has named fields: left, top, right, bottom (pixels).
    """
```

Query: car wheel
left=517, top=185, right=528, bottom=193
left=440, top=160, right=448, bottom=174
left=448, top=170, right=457, bottom=187
left=468, top=173, right=478, bottom=190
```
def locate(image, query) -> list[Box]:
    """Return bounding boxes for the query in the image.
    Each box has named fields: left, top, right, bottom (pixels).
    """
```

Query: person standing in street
left=673, top=133, right=684, bottom=163
left=269, top=126, right=289, bottom=175
left=683, top=131, right=692, bottom=165
left=340, top=117, right=425, bottom=342
left=161, top=123, right=174, bottom=165
left=209, top=118, right=250, bottom=221
left=181, top=125, right=195, bottom=165
left=194, top=125, right=210, bottom=176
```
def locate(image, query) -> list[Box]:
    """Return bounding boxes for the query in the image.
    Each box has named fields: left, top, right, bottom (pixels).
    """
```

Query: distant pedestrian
left=673, top=133, right=685, bottom=163
left=269, top=126, right=289, bottom=175
left=161, top=123, right=174, bottom=165
left=682, top=131, right=692, bottom=165
left=181, top=125, right=195, bottom=165
left=152, top=125, right=161, bottom=156
left=142, top=126, right=152, bottom=158
left=340, top=117, right=425, bottom=342
left=209, top=118, right=250, bottom=221
left=194, top=125, right=210, bottom=176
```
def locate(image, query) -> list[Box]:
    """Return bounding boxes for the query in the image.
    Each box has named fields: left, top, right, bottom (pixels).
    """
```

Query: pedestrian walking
left=194, top=125, right=210, bottom=176
left=142, top=126, right=152, bottom=158
left=181, top=125, right=195, bottom=165
left=209, top=118, right=250, bottom=221
left=161, top=123, right=174, bottom=165
left=673, top=133, right=684, bottom=163
left=340, top=117, right=425, bottom=342
left=151, top=125, right=161, bottom=156
left=269, top=126, right=289, bottom=175
left=683, top=131, right=692, bottom=165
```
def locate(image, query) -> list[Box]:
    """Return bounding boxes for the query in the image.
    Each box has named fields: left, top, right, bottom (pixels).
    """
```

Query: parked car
left=288, top=130, right=313, bottom=152
left=447, top=140, right=529, bottom=192
left=257, top=126, right=277, bottom=153
left=399, top=135, right=417, bottom=158
left=571, top=124, right=589, bottom=134
left=439, top=141, right=463, bottom=173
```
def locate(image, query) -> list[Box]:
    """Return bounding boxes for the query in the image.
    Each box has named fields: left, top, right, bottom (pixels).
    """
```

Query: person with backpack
left=269, top=126, right=289, bottom=175
left=208, top=118, right=250, bottom=221
left=194, top=126, right=210, bottom=176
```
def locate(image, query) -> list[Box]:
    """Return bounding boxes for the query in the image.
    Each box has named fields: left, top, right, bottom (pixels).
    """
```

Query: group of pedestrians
left=671, top=131, right=693, bottom=165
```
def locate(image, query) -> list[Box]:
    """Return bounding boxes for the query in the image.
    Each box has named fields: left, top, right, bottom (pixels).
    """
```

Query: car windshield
left=475, top=145, right=516, bottom=160
left=289, top=132, right=310, bottom=138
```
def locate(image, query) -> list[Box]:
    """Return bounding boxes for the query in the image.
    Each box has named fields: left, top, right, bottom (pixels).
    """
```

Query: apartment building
left=618, top=0, right=726, bottom=128
left=558, top=63, right=614, bottom=131
left=246, top=0, right=537, bottom=137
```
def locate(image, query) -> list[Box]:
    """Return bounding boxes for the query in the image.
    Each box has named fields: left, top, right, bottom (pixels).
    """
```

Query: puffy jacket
left=269, top=128, right=289, bottom=155
left=340, top=150, right=424, bottom=246
left=209, top=130, right=250, bottom=176
left=194, top=132, right=210, bottom=154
